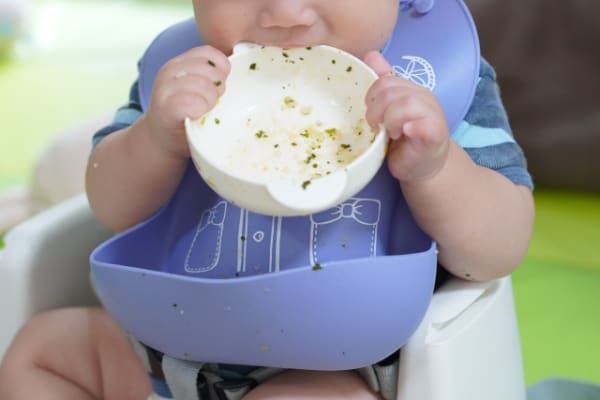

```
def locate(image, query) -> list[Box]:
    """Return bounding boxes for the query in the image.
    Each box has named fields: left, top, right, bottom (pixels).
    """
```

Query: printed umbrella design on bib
left=393, top=55, right=437, bottom=91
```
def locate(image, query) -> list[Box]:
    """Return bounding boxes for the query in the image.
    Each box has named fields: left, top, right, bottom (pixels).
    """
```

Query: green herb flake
left=213, top=80, right=222, bottom=87
left=302, top=180, right=312, bottom=190
left=291, top=142, right=298, bottom=146
left=255, top=130, right=268, bottom=139
left=346, top=66, right=353, bottom=72
left=249, top=63, right=257, bottom=71
left=312, top=263, right=323, bottom=271
left=304, top=153, right=316, bottom=164
left=282, top=52, right=289, bottom=58
left=214, top=118, right=221, bottom=125
left=240, top=235, right=246, bottom=241
left=331, top=59, right=337, bottom=64
left=283, top=96, right=297, bottom=108
left=208, top=59, right=216, bottom=67
left=325, top=128, right=338, bottom=139
left=340, top=144, right=351, bottom=150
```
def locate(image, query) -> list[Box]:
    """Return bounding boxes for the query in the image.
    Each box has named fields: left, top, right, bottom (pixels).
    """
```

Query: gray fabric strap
left=373, top=361, right=399, bottom=400
left=162, top=359, right=282, bottom=400
left=162, top=356, right=205, bottom=400
left=356, top=358, right=399, bottom=400
left=129, top=336, right=153, bottom=372
left=247, top=367, right=284, bottom=383
left=130, top=336, right=397, bottom=400
left=130, top=337, right=284, bottom=400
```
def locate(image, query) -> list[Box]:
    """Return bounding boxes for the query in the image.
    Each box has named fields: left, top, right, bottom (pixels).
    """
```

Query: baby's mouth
left=252, top=30, right=321, bottom=50
left=255, top=40, right=316, bottom=49
left=276, top=39, right=319, bottom=48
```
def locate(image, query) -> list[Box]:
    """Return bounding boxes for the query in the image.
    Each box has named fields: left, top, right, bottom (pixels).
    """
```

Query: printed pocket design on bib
left=184, top=201, right=228, bottom=273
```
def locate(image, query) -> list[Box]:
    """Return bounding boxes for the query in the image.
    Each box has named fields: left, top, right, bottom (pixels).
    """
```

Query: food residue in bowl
left=189, top=44, right=379, bottom=187
left=197, top=95, right=375, bottom=184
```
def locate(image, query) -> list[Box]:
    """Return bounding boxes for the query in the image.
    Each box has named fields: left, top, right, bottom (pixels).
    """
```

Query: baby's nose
left=259, top=1, right=318, bottom=28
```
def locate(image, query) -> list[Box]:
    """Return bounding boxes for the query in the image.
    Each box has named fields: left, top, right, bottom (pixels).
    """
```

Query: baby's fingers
left=366, top=85, right=421, bottom=139
left=158, top=73, right=224, bottom=118
left=168, top=45, right=231, bottom=78
left=364, top=51, right=394, bottom=78
left=166, top=89, right=214, bottom=123
left=156, top=46, right=230, bottom=96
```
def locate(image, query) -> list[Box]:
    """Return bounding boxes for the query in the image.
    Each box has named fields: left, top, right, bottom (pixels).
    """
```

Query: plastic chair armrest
left=397, top=276, right=526, bottom=400
left=0, top=193, right=112, bottom=358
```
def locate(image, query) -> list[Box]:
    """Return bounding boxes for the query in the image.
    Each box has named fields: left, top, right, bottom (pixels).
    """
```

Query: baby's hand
left=364, top=51, right=450, bottom=184
left=146, top=46, right=230, bottom=158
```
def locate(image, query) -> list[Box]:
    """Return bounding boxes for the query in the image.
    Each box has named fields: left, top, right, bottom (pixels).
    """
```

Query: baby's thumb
left=364, top=51, right=393, bottom=77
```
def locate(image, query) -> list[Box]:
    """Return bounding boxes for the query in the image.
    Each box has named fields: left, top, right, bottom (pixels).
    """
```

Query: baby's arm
left=364, top=52, right=534, bottom=281
left=86, top=46, right=230, bottom=232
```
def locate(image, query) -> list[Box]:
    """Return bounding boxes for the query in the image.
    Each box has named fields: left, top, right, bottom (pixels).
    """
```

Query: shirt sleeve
left=451, top=59, right=534, bottom=190
left=91, top=80, right=143, bottom=148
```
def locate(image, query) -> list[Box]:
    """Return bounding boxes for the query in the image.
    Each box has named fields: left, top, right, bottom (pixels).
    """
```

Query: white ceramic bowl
left=185, top=42, right=387, bottom=216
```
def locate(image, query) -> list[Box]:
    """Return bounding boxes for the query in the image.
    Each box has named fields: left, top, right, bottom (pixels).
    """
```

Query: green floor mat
left=527, top=190, right=600, bottom=272
left=514, top=258, right=600, bottom=384
left=514, top=189, right=600, bottom=385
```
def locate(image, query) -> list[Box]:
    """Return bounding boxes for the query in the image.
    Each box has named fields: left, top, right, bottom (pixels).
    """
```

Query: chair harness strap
left=132, top=337, right=400, bottom=400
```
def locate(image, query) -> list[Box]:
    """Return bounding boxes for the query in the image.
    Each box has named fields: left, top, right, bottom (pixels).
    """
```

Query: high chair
left=0, top=193, right=527, bottom=400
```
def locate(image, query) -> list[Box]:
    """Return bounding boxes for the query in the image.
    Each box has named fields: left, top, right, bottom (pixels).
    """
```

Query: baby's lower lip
left=279, top=43, right=310, bottom=48
left=261, top=40, right=316, bottom=49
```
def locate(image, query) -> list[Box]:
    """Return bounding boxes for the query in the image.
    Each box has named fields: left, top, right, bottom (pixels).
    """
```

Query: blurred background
left=1, top=0, right=599, bottom=392
left=1, top=0, right=188, bottom=213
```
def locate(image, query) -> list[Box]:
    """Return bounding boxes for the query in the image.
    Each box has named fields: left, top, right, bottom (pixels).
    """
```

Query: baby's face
left=192, top=0, right=399, bottom=58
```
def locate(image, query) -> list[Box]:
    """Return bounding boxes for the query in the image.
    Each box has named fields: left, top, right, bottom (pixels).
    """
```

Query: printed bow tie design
left=309, top=198, right=382, bottom=265
left=311, top=198, right=381, bottom=226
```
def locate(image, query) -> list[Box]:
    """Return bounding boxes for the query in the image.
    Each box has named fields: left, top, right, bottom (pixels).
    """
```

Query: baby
left=0, top=1, right=534, bottom=399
